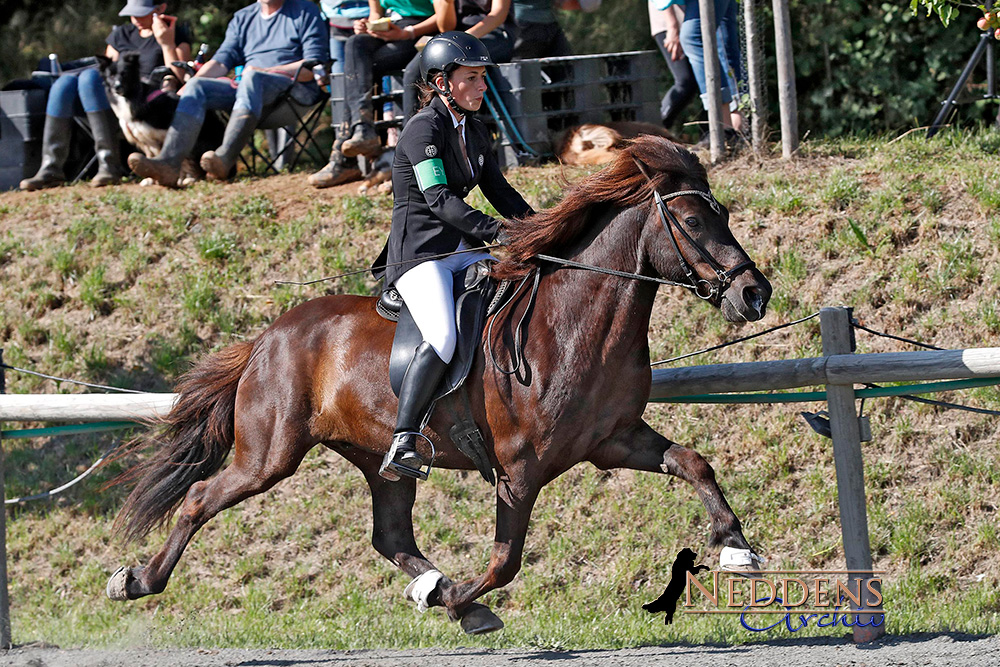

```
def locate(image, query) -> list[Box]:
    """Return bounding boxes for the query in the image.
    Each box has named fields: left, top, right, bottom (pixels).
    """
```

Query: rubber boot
left=379, top=341, right=449, bottom=481
left=19, top=115, right=73, bottom=191
left=200, top=112, right=258, bottom=181
left=128, top=112, right=200, bottom=187
left=87, top=109, right=125, bottom=187
left=341, top=108, right=380, bottom=159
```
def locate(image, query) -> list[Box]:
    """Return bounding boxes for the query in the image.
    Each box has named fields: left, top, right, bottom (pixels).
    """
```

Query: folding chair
left=238, top=59, right=332, bottom=175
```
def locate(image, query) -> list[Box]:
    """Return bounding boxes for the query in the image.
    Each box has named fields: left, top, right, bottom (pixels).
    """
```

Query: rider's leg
left=381, top=259, right=457, bottom=480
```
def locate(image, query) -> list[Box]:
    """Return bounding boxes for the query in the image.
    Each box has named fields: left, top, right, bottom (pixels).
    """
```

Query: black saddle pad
left=388, top=261, right=497, bottom=400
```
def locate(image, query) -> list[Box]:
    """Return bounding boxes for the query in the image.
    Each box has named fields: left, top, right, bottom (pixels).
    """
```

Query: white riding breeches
left=393, top=242, right=493, bottom=364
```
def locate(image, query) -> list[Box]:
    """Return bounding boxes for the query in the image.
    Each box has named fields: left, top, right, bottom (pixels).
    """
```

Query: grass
left=2, top=133, right=1000, bottom=649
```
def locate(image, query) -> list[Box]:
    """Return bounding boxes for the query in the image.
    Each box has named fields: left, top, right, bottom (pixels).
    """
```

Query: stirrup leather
left=379, top=432, right=435, bottom=481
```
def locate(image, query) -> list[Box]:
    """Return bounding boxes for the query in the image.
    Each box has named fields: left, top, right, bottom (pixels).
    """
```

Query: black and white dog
left=97, top=52, right=224, bottom=185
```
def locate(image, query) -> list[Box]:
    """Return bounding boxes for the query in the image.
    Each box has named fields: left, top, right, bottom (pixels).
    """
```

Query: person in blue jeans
left=130, top=0, right=329, bottom=187
left=321, top=0, right=370, bottom=74
left=20, top=0, right=192, bottom=191
left=662, top=0, right=744, bottom=137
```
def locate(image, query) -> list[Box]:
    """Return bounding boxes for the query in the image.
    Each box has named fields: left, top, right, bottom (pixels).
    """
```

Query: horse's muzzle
left=721, top=270, right=772, bottom=323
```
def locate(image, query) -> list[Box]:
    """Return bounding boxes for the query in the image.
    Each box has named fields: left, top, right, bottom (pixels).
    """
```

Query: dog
left=642, top=548, right=710, bottom=625
left=97, top=52, right=225, bottom=185
left=556, top=122, right=678, bottom=166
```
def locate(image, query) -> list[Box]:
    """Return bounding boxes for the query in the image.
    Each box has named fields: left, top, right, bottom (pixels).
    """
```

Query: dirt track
left=3, top=634, right=999, bottom=667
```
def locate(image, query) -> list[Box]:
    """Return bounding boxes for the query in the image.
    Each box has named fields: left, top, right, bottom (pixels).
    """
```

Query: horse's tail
left=111, top=341, right=255, bottom=544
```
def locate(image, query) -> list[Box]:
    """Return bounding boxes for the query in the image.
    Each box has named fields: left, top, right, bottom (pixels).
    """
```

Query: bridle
left=533, top=185, right=755, bottom=302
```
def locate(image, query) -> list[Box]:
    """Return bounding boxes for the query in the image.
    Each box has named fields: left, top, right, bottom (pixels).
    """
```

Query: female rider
left=373, top=32, right=534, bottom=481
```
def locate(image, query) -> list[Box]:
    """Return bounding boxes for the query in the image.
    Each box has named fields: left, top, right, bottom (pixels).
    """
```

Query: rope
left=651, top=312, right=820, bottom=366
left=4, top=442, right=120, bottom=505
left=851, top=321, right=944, bottom=351
left=0, top=363, right=143, bottom=394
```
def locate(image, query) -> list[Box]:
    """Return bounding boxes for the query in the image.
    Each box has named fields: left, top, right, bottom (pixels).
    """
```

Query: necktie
left=457, top=122, right=473, bottom=179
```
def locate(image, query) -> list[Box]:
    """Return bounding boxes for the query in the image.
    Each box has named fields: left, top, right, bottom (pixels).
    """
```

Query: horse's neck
left=536, top=207, right=658, bottom=364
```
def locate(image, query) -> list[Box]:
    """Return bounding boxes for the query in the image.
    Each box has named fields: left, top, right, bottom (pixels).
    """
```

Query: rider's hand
left=494, top=227, right=511, bottom=246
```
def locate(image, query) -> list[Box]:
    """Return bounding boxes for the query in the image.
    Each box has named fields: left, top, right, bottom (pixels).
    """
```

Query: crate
left=0, top=89, right=47, bottom=190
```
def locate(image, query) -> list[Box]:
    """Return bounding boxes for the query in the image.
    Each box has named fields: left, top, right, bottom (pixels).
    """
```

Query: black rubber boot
left=380, top=341, right=449, bottom=481
left=19, top=115, right=73, bottom=191
left=307, top=149, right=362, bottom=188
left=87, top=109, right=125, bottom=187
left=341, top=109, right=380, bottom=159
left=200, top=112, right=258, bottom=181
left=128, top=112, right=201, bottom=187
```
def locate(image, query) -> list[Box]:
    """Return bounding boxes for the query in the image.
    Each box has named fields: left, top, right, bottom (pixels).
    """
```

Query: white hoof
left=106, top=566, right=132, bottom=601
left=403, top=569, right=448, bottom=613
left=720, top=547, right=766, bottom=576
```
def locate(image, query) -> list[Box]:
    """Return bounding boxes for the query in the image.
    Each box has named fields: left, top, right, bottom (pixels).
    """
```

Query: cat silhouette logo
left=643, top=548, right=709, bottom=625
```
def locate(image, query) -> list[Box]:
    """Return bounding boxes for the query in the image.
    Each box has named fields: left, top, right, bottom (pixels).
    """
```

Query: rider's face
left=446, top=66, right=488, bottom=111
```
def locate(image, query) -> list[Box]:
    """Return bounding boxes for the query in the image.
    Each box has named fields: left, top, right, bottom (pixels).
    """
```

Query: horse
left=105, top=135, right=772, bottom=634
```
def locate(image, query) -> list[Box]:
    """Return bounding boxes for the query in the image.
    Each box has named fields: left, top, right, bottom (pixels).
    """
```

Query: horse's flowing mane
left=492, top=135, right=708, bottom=280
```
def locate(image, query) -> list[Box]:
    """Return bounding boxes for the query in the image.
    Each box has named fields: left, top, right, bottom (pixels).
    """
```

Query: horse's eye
left=684, top=217, right=700, bottom=228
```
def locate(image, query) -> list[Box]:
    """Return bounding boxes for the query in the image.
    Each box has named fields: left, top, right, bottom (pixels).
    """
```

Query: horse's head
left=630, top=137, right=771, bottom=323
left=96, top=51, right=143, bottom=101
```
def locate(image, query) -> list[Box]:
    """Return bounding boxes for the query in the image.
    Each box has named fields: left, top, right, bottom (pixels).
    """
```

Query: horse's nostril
left=743, top=286, right=765, bottom=318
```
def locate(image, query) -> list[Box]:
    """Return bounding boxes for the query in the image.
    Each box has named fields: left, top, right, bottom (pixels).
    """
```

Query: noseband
left=652, top=189, right=755, bottom=301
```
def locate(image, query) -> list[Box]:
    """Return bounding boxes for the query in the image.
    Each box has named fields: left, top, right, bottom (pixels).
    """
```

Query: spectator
left=401, top=0, right=517, bottom=120
left=320, top=0, right=371, bottom=74
left=648, top=0, right=697, bottom=131
left=20, top=0, right=192, bottom=191
left=308, top=0, right=451, bottom=188
left=510, top=0, right=600, bottom=60
left=130, top=0, right=329, bottom=187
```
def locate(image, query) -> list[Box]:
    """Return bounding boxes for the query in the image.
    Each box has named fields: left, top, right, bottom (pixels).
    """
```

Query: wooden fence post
left=743, top=0, right=767, bottom=151
left=819, top=308, right=885, bottom=643
left=0, top=349, right=11, bottom=648
left=771, top=0, right=798, bottom=157
left=698, top=0, right=724, bottom=163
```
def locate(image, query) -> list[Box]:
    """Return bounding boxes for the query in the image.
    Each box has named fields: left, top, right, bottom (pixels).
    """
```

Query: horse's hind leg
left=110, top=421, right=312, bottom=600
left=588, top=420, right=756, bottom=554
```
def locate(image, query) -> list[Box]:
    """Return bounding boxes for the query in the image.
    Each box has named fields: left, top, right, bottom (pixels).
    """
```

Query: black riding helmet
left=419, top=32, right=495, bottom=116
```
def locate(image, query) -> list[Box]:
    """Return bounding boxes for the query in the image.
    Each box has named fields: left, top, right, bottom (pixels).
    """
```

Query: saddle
left=376, top=261, right=509, bottom=484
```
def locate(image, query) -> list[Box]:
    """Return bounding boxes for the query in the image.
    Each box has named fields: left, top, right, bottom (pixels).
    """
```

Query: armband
left=414, top=158, right=447, bottom=191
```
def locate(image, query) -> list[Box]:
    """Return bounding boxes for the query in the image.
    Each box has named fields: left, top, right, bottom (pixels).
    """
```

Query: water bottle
left=312, top=63, right=329, bottom=92
left=48, top=53, right=61, bottom=75
left=234, top=65, right=243, bottom=83
left=193, top=43, right=209, bottom=71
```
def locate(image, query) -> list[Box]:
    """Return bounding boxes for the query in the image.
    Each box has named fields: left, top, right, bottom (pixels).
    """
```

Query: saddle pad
left=389, top=262, right=497, bottom=401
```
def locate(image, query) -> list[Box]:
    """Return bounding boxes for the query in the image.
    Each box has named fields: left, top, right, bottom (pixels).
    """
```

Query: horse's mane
left=492, top=135, right=708, bottom=280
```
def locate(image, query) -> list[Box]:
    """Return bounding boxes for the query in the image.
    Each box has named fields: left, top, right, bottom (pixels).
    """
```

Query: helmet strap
left=433, top=74, right=474, bottom=118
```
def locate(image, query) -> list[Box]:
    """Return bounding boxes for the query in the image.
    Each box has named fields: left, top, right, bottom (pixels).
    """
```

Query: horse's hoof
left=106, top=566, right=132, bottom=601
left=720, top=547, right=766, bottom=578
left=404, top=569, right=449, bottom=613
left=460, top=603, right=504, bottom=635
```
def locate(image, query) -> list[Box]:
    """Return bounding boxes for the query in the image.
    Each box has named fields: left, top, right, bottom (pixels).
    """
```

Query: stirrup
left=379, top=432, right=435, bottom=481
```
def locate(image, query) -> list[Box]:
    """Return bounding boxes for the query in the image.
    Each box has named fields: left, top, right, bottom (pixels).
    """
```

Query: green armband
left=414, top=158, right=447, bottom=191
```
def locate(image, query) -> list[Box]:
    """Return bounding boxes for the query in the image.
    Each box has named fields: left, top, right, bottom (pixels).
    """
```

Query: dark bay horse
left=106, top=136, right=772, bottom=634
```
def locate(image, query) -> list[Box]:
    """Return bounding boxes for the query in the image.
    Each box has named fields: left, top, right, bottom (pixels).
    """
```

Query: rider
left=372, top=32, right=534, bottom=481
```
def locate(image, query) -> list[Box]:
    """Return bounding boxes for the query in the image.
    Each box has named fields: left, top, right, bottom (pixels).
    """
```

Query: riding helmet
left=419, top=32, right=496, bottom=85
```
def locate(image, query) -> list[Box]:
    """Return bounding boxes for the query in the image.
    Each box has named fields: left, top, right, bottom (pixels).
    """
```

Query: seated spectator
left=649, top=0, right=697, bottom=131
left=321, top=0, right=371, bottom=74
left=510, top=0, right=600, bottom=60
left=401, top=0, right=517, bottom=120
left=20, top=0, right=192, bottom=191
left=308, top=0, right=451, bottom=188
left=130, top=0, right=329, bottom=187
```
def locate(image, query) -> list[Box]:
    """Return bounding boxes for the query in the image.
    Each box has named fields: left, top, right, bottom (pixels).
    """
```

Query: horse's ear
left=95, top=54, right=111, bottom=69
left=632, top=154, right=655, bottom=183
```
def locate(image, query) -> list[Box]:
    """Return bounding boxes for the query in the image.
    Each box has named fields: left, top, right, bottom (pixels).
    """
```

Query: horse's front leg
left=437, top=470, right=540, bottom=631
left=588, top=420, right=760, bottom=566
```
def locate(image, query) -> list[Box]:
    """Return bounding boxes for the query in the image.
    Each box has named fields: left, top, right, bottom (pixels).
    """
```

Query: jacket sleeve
left=403, top=115, right=502, bottom=243
left=213, top=12, right=246, bottom=71
left=476, top=123, right=535, bottom=221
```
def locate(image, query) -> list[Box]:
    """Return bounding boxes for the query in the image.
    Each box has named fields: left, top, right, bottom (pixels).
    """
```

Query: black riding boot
left=87, top=109, right=125, bottom=187
left=19, top=115, right=73, bottom=191
left=379, top=341, right=449, bottom=481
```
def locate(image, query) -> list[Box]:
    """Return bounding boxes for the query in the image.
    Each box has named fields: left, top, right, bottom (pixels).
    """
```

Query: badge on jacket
left=425, top=145, right=438, bottom=158
left=478, top=154, right=484, bottom=166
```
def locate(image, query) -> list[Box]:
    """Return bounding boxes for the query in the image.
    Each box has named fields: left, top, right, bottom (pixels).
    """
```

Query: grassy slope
left=0, top=132, right=999, bottom=649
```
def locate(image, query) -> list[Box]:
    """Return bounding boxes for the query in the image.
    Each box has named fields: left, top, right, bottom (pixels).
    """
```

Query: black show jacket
left=373, top=96, right=534, bottom=287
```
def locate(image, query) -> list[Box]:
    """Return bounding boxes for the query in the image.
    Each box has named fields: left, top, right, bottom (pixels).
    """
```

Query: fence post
left=0, top=349, right=11, bottom=648
left=698, top=0, right=724, bottom=163
left=819, top=308, right=885, bottom=643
